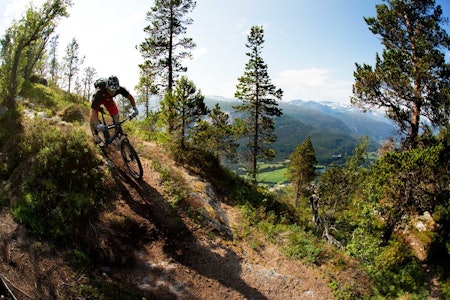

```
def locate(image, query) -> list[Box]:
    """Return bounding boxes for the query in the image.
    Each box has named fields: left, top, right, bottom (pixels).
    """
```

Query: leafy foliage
left=352, top=0, right=450, bottom=147
left=62, top=37, right=83, bottom=93
left=135, top=61, right=158, bottom=118
left=190, top=103, right=239, bottom=161
left=364, top=143, right=445, bottom=243
left=282, top=225, right=324, bottom=264
left=1, top=1, right=450, bottom=297
left=0, top=108, right=23, bottom=173
left=160, top=76, right=207, bottom=149
left=11, top=120, right=110, bottom=242
left=373, top=239, right=427, bottom=297
left=286, top=136, right=317, bottom=203
left=344, top=133, right=449, bottom=297
left=0, top=0, right=71, bottom=108
left=307, top=138, right=369, bottom=246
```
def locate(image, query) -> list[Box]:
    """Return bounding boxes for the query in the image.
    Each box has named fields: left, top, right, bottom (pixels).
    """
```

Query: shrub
left=283, top=225, right=324, bottom=264
left=12, top=120, right=111, bottom=243
left=133, top=110, right=161, bottom=141
left=0, top=108, right=23, bottom=179
left=20, top=81, right=58, bottom=111
left=20, top=81, right=85, bottom=114
left=369, top=238, right=427, bottom=298
left=60, top=103, right=87, bottom=123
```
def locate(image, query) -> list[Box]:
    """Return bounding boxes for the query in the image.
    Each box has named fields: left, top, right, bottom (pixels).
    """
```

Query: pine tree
left=352, top=0, right=450, bottom=148
left=81, top=66, right=96, bottom=101
left=287, top=136, right=317, bottom=204
left=312, top=138, right=369, bottom=247
left=160, top=76, right=207, bottom=149
left=190, top=103, right=238, bottom=161
left=139, top=0, right=196, bottom=93
left=234, top=25, right=283, bottom=183
left=48, top=34, right=60, bottom=85
left=136, top=61, right=158, bottom=118
left=62, top=37, right=84, bottom=93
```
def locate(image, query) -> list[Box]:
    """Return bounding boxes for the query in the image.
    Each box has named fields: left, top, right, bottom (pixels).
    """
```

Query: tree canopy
left=139, top=0, right=196, bottom=94
left=62, top=37, right=83, bottom=93
left=352, top=0, right=450, bottom=147
left=234, top=25, right=283, bottom=182
left=0, top=0, right=72, bottom=109
left=160, top=76, right=207, bottom=149
left=286, top=136, right=317, bottom=204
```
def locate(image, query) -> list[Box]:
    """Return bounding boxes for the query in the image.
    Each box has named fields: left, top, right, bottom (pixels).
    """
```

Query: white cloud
left=184, top=47, right=208, bottom=72
left=274, top=68, right=353, bottom=104
left=235, top=18, right=247, bottom=30
left=278, top=68, right=329, bottom=86
left=192, top=47, right=208, bottom=60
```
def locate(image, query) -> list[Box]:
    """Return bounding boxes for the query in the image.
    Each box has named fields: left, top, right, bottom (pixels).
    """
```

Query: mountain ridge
left=204, top=97, right=396, bottom=164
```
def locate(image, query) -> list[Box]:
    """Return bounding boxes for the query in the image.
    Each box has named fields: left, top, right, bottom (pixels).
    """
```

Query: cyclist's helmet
left=107, top=75, right=120, bottom=91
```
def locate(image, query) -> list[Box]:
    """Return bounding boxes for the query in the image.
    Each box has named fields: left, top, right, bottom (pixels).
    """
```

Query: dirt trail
left=0, top=140, right=335, bottom=299
left=98, top=142, right=335, bottom=299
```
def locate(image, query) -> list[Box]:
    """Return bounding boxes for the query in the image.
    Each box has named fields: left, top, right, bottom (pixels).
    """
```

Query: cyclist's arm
left=118, top=87, right=136, bottom=108
left=127, top=93, right=136, bottom=107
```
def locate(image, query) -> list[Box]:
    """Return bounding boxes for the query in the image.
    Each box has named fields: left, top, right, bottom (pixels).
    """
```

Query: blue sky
left=1, top=0, right=450, bottom=105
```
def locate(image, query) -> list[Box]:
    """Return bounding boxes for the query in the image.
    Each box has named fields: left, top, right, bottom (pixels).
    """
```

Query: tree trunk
left=5, top=45, right=24, bottom=109
left=181, top=108, right=186, bottom=150
left=168, top=5, right=174, bottom=92
left=309, top=194, right=321, bottom=229
left=410, top=99, right=420, bottom=148
left=294, top=182, right=301, bottom=206
left=322, top=223, right=343, bottom=249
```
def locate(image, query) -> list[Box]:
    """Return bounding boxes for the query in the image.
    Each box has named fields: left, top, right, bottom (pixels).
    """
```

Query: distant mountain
left=285, top=99, right=396, bottom=144
left=204, top=97, right=397, bottom=164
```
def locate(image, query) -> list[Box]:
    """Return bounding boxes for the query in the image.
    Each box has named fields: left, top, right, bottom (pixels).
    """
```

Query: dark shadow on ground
left=110, top=156, right=268, bottom=300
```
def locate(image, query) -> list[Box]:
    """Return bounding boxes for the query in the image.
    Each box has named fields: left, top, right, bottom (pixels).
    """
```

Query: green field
left=256, top=162, right=327, bottom=186
left=257, top=167, right=288, bottom=185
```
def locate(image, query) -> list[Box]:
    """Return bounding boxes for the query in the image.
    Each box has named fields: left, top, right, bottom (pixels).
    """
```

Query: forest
left=0, top=0, right=449, bottom=299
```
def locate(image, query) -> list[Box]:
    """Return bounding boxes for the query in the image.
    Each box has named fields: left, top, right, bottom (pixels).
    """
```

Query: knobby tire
left=120, top=140, right=143, bottom=179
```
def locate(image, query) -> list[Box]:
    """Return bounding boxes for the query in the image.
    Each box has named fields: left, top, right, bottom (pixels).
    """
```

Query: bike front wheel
left=120, top=140, right=143, bottom=179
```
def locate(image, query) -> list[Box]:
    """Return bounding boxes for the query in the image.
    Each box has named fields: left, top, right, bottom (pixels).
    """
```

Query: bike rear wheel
left=120, top=140, right=143, bottom=179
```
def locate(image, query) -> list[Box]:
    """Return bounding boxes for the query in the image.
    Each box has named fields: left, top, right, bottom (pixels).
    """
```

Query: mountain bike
left=94, top=107, right=143, bottom=179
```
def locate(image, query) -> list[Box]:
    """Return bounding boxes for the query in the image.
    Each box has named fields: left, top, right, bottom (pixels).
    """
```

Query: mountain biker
left=90, top=75, right=138, bottom=143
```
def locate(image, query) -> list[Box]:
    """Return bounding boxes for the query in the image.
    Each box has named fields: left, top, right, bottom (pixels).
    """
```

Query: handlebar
left=105, top=114, right=135, bottom=131
left=98, top=106, right=136, bottom=128
left=120, top=113, right=137, bottom=124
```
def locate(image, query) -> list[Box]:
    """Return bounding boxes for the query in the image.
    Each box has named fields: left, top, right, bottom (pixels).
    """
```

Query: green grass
left=257, top=164, right=327, bottom=186
left=258, top=167, right=288, bottom=185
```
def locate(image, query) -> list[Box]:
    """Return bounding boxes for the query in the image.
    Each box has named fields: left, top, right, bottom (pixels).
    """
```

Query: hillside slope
left=204, top=97, right=396, bottom=164
left=0, top=138, right=337, bottom=299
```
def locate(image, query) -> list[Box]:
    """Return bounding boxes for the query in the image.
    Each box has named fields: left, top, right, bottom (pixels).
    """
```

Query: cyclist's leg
left=103, top=100, right=120, bottom=144
left=89, top=108, right=102, bottom=143
left=112, top=114, right=120, bottom=124
left=103, top=99, right=119, bottom=123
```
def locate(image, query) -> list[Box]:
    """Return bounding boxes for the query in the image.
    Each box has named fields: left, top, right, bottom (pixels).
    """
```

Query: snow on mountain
left=286, top=99, right=391, bottom=124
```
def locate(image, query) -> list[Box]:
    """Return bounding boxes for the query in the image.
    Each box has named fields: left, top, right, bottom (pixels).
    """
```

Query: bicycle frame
left=98, top=107, right=133, bottom=146
left=96, top=106, right=143, bottom=179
